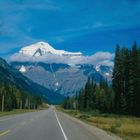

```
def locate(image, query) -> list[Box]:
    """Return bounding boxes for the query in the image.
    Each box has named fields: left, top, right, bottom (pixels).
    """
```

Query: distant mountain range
left=9, top=41, right=113, bottom=97
left=0, top=57, right=65, bottom=104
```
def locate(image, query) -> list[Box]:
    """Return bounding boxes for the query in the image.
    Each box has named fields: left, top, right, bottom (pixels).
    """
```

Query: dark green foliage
left=0, top=82, right=43, bottom=111
left=62, top=96, right=77, bottom=109
left=112, top=45, right=122, bottom=113
left=113, top=42, right=140, bottom=116
left=62, top=77, right=114, bottom=113
left=95, top=79, right=114, bottom=113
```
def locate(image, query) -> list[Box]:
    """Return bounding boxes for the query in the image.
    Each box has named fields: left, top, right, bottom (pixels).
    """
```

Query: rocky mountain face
left=12, top=62, right=112, bottom=96
left=9, top=41, right=113, bottom=97
left=0, top=57, right=65, bottom=104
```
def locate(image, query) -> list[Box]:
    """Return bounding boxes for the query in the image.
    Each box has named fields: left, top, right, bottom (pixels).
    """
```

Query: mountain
left=11, top=62, right=112, bottom=97
left=0, top=57, right=65, bottom=104
left=9, top=41, right=113, bottom=97
left=19, top=41, right=82, bottom=57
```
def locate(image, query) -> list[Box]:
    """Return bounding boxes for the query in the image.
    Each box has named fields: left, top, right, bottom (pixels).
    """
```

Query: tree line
left=0, top=82, right=42, bottom=111
left=112, top=42, right=140, bottom=116
left=62, top=78, right=114, bottom=113
left=62, top=42, right=140, bottom=116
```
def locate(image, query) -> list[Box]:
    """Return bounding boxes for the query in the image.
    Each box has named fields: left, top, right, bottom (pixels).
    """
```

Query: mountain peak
left=35, top=41, right=55, bottom=50
left=19, top=65, right=26, bottom=73
left=19, top=41, right=82, bottom=57
left=19, top=41, right=55, bottom=56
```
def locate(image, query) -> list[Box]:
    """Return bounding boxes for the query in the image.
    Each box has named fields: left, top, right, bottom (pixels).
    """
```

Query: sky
left=0, top=0, right=140, bottom=57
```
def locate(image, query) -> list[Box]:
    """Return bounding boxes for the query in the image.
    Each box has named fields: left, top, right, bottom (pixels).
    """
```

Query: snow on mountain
left=95, top=65, right=100, bottom=72
left=105, top=72, right=110, bottom=76
left=9, top=41, right=114, bottom=69
left=19, top=41, right=82, bottom=57
left=94, top=64, right=113, bottom=81
left=19, top=65, right=26, bottom=73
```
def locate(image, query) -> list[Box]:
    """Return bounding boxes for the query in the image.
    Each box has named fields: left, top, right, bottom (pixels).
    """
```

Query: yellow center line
left=0, top=129, right=11, bottom=137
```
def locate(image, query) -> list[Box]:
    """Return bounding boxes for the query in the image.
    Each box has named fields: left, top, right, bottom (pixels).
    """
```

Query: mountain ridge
left=11, top=62, right=112, bottom=96
left=19, top=41, right=82, bottom=57
left=0, top=57, right=65, bottom=104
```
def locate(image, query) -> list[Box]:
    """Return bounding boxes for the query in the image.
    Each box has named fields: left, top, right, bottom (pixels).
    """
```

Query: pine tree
left=120, top=47, right=130, bottom=114
left=128, top=42, right=138, bottom=115
left=134, top=46, right=140, bottom=116
left=112, top=45, right=122, bottom=113
left=112, top=42, right=140, bottom=115
left=83, top=78, right=90, bottom=109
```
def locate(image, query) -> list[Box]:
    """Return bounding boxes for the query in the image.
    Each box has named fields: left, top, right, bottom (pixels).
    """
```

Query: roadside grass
left=0, top=103, right=49, bottom=117
left=59, top=108, right=140, bottom=140
left=0, top=109, right=36, bottom=117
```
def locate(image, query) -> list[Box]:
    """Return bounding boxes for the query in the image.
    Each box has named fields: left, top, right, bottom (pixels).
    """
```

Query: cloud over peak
left=9, top=41, right=114, bottom=67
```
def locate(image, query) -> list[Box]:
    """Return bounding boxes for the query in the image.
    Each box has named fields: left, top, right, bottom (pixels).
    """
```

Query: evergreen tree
left=136, top=47, right=140, bottom=115
left=83, top=78, right=90, bottom=109
left=128, top=42, right=138, bottom=115
left=112, top=45, right=122, bottom=113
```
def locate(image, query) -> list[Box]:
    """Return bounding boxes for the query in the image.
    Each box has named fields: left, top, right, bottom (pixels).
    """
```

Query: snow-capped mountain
left=10, top=41, right=114, bottom=67
left=19, top=41, right=82, bottom=57
left=10, top=41, right=113, bottom=97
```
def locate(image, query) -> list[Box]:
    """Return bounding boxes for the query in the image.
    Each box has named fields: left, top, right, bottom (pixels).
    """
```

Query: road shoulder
left=57, top=110, right=123, bottom=140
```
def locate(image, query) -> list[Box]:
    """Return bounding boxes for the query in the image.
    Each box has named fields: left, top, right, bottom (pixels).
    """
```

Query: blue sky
left=0, top=0, right=140, bottom=57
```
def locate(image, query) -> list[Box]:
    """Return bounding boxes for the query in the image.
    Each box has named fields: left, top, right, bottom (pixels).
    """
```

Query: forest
left=0, top=82, right=42, bottom=111
left=62, top=42, right=140, bottom=116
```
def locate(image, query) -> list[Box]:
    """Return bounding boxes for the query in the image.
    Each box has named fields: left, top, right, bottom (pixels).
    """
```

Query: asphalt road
left=0, top=106, right=121, bottom=140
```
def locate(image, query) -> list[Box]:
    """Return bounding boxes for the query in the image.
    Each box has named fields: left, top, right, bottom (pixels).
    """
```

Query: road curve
left=0, top=106, right=121, bottom=140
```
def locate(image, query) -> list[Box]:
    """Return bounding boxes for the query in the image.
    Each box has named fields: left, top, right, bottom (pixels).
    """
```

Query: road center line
left=54, top=110, right=68, bottom=140
left=0, top=129, right=11, bottom=137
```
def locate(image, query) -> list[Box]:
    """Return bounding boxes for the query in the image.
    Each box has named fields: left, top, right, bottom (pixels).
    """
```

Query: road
left=0, top=106, right=121, bottom=140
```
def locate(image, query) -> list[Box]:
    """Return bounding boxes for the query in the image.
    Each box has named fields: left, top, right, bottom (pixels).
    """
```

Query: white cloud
left=0, top=1, right=60, bottom=11
left=98, top=60, right=114, bottom=67
left=9, top=51, right=114, bottom=67
left=64, top=21, right=106, bottom=32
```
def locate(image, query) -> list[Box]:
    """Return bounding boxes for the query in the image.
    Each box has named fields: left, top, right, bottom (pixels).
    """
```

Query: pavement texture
left=0, top=106, right=122, bottom=140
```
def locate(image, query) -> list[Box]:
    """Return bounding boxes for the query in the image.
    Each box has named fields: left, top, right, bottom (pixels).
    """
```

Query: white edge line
left=54, top=110, right=68, bottom=140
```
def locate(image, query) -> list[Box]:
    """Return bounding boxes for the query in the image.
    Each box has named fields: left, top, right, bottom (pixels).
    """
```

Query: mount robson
left=7, top=41, right=114, bottom=103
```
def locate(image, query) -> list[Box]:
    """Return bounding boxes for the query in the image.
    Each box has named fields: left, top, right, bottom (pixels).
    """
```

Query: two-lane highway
left=0, top=107, right=121, bottom=140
